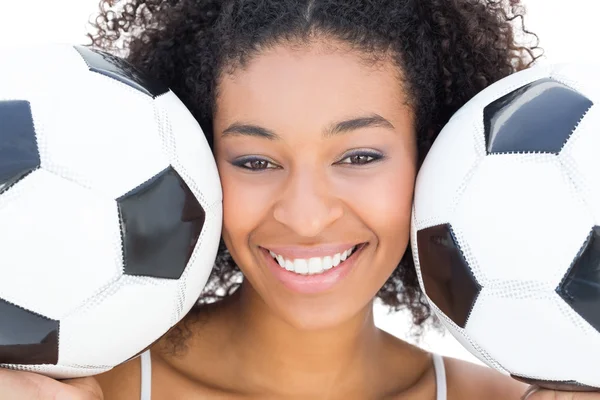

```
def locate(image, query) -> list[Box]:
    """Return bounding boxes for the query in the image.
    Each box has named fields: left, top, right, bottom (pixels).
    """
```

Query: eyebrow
left=221, top=113, right=395, bottom=139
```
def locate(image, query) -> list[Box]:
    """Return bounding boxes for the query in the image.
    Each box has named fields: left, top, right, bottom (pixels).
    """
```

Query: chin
left=274, top=296, right=372, bottom=332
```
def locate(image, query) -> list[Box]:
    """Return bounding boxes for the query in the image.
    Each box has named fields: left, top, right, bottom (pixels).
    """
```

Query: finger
left=0, top=368, right=102, bottom=400
left=521, top=385, right=541, bottom=400
left=526, top=388, right=600, bottom=400
left=0, top=368, right=58, bottom=399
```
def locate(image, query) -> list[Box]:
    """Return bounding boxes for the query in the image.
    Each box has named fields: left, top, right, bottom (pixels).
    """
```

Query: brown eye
left=337, top=151, right=382, bottom=166
left=232, top=157, right=278, bottom=171
left=247, top=159, right=270, bottom=170
left=349, top=154, right=373, bottom=164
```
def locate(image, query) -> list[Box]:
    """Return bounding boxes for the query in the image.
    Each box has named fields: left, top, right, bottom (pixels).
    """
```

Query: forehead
left=213, top=40, right=413, bottom=134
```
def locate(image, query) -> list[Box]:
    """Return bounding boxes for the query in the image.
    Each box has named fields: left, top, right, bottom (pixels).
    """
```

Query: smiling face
left=213, top=39, right=418, bottom=329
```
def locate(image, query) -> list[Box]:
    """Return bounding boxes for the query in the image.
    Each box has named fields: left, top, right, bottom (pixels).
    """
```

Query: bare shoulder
left=443, top=356, right=528, bottom=400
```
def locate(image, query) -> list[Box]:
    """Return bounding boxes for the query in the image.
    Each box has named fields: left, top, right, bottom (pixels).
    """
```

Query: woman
left=0, top=1, right=594, bottom=399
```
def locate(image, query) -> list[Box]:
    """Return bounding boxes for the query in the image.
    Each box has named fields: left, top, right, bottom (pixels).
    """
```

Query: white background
left=0, top=0, right=597, bottom=365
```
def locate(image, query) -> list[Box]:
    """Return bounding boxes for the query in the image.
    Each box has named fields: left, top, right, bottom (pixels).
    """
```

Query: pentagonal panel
left=29, top=66, right=170, bottom=199
left=154, top=91, right=222, bottom=208
left=0, top=169, right=122, bottom=319
left=453, top=64, right=553, bottom=125
left=452, top=153, right=592, bottom=287
left=466, top=288, right=600, bottom=388
left=416, top=223, right=481, bottom=328
left=0, top=100, right=40, bottom=193
left=557, top=226, right=600, bottom=333
left=0, top=298, right=59, bottom=365
left=117, top=166, right=205, bottom=279
left=73, top=46, right=169, bottom=98
left=483, top=78, right=593, bottom=154
left=58, top=275, right=179, bottom=368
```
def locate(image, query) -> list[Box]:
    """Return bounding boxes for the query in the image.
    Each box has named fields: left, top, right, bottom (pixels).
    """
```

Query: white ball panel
left=429, top=302, right=507, bottom=373
left=413, top=109, right=482, bottom=230
left=410, top=207, right=425, bottom=291
left=176, top=202, right=223, bottom=316
left=452, top=154, right=592, bottom=286
left=559, top=105, right=600, bottom=225
left=0, top=363, right=111, bottom=380
left=30, top=72, right=170, bottom=199
left=550, top=63, right=600, bottom=102
left=155, top=91, right=222, bottom=208
left=58, top=275, right=179, bottom=368
left=0, top=45, right=88, bottom=101
left=0, top=169, right=122, bottom=319
left=466, top=288, right=600, bottom=386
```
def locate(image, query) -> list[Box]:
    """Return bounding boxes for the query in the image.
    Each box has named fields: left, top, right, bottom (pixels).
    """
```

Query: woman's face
left=213, top=39, right=417, bottom=329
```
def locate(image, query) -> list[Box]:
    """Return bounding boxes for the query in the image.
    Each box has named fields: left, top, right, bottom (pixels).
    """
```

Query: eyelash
left=232, top=150, right=384, bottom=171
left=335, top=150, right=384, bottom=166
left=232, top=157, right=279, bottom=171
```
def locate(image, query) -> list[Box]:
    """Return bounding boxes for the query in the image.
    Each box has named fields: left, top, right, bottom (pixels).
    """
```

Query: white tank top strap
left=139, top=348, right=447, bottom=400
left=140, top=349, right=152, bottom=400
left=432, top=353, right=447, bottom=400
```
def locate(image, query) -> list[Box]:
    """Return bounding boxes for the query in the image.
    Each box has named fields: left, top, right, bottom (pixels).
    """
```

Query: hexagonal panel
left=510, top=375, right=589, bottom=392
left=0, top=298, right=58, bottom=365
left=428, top=300, right=507, bottom=373
left=483, top=78, right=593, bottom=154
left=30, top=64, right=170, bottom=199
left=117, top=166, right=205, bottom=279
left=412, top=108, right=484, bottom=231
left=0, top=169, right=122, bottom=319
left=452, top=154, right=592, bottom=287
left=557, top=226, right=600, bottom=333
left=466, top=288, right=600, bottom=388
left=154, top=91, right=223, bottom=208
left=175, top=202, right=222, bottom=318
left=73, top=46, right=169, bottom=98
left=58, top=275, right=179, bottom=368
left=0, top=100, right=40, bottom=193
left=416, top=223, right=481, bottom=328
left=559, top=105, right=600, bottom=226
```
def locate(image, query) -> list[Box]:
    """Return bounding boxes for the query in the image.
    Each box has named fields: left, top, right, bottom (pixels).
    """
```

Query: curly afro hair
left=88, top=0, right=541, bottom=333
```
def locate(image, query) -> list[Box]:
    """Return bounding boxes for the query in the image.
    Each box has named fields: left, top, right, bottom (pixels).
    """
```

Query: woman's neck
left=226, top=283, right=383, bottom=396
left=158, top=282, right=430, bottom=398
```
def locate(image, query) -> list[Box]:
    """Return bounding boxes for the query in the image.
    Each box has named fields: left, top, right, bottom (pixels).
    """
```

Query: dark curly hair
left=88, top=0, right=541, bottom=335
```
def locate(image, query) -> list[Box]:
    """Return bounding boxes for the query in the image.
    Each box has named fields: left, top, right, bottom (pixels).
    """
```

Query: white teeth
left=332, top=253, right=341, bottom=267
left=293, top=259, right=309, bottom=274
left=268, top=246, right=358, bottom=275
left=308, top=257, right=321, bottom=274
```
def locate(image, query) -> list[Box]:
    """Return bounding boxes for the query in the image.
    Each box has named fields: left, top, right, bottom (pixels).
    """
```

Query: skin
left=1, top=38, right=597, bottom=400
left=99, top=39, right=524, bottom=399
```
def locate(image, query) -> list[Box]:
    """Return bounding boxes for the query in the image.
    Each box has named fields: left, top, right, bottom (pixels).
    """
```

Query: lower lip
left=261, top=244, right=366, bottom=295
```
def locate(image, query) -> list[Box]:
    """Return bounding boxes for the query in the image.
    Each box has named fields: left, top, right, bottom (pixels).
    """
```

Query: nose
left=272, top=169, right=343, bottom=238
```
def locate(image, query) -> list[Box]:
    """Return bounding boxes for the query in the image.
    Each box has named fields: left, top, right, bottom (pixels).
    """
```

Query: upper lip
left=263, top=243, right=364, bottom=259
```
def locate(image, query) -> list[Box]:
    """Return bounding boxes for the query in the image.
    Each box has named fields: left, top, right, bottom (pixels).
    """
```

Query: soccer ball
left=411, top=62, right=600, bottom=390
left=0, top=44, right=222, bottom=378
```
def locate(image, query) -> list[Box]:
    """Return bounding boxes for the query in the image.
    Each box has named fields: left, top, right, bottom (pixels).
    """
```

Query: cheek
left=219, top=165, right=278, bottom=246
left=341, top=159, right=415, bottom=254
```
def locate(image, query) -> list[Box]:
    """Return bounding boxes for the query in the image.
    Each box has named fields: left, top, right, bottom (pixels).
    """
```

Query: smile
left=268, top=246, right=358, bottom=275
